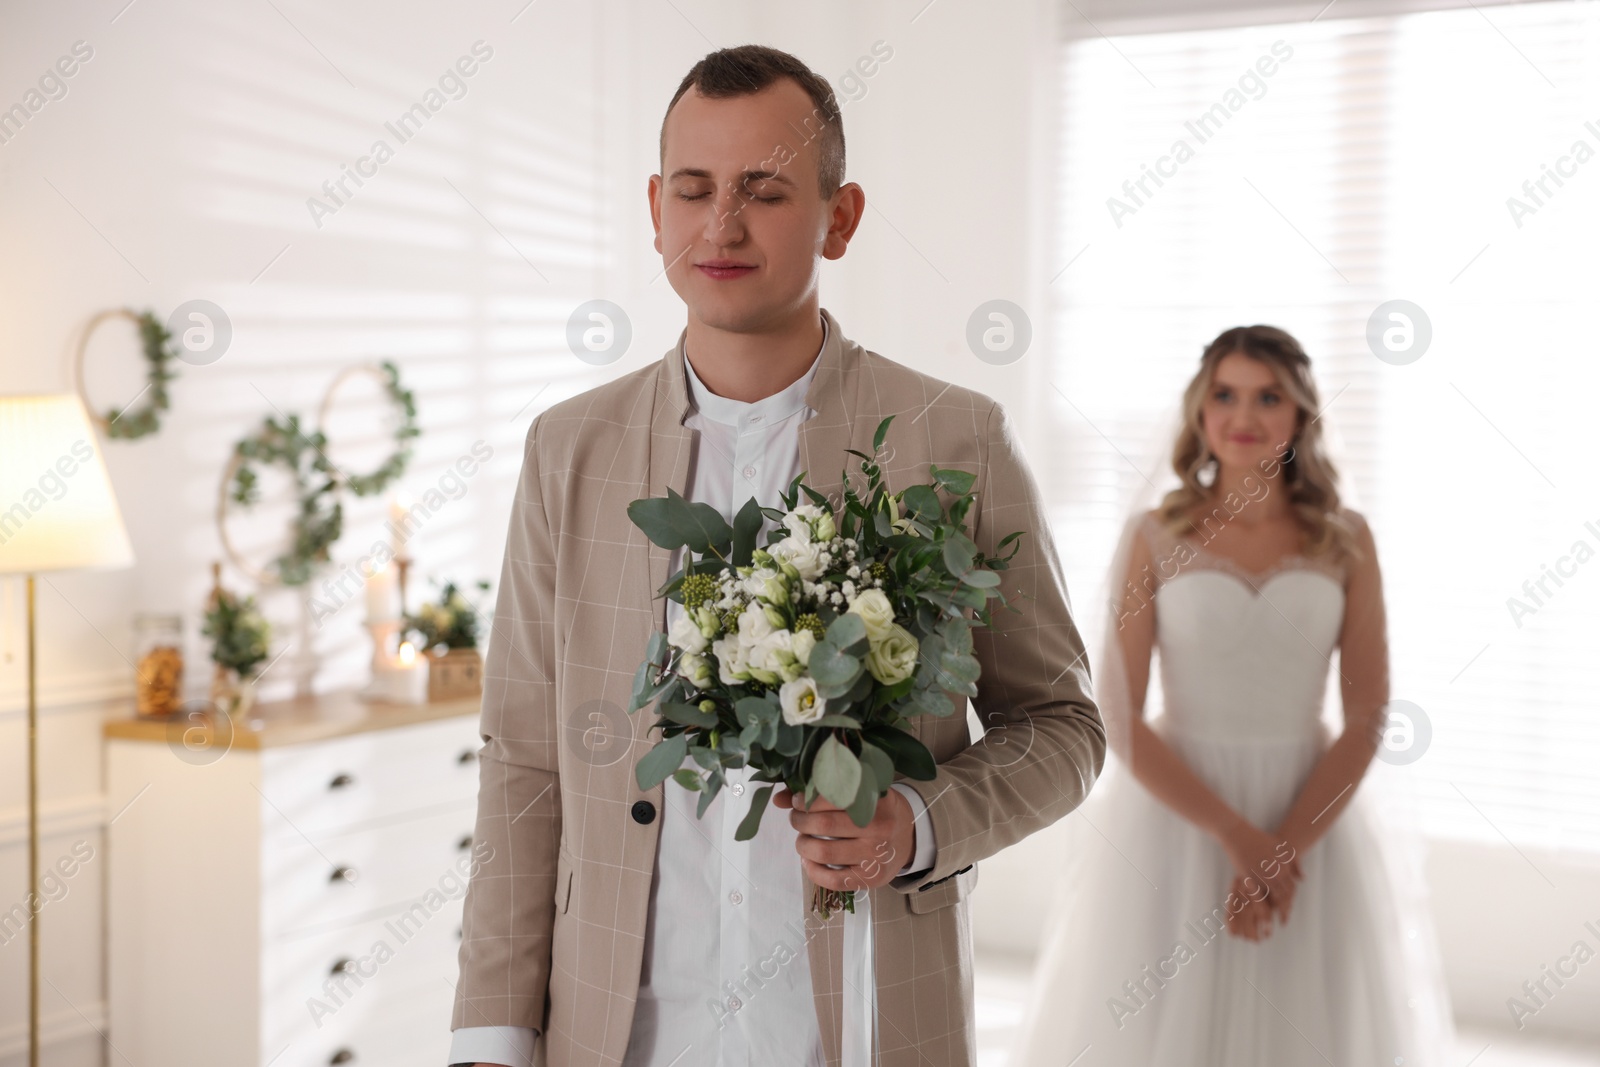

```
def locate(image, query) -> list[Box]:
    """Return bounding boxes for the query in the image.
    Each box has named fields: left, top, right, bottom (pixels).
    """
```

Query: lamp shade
left=0, top=394, right=135, bottom=574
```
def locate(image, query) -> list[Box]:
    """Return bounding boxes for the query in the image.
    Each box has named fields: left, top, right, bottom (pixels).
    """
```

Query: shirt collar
left=682, top=314, right=828, bottom=430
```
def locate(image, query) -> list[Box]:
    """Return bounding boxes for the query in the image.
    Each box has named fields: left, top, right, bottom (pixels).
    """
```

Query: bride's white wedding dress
left=1010, top=512, right=1453, bottom=1067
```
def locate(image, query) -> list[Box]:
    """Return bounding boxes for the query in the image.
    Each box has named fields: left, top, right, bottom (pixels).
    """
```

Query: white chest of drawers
left=104, top=692, right=482, bottom=1067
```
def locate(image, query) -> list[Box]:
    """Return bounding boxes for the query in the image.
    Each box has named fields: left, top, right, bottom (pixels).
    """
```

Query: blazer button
left=631, top=800, right=656, bottom=825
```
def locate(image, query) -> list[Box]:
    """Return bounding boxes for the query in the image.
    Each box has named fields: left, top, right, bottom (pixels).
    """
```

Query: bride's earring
left=1197, top=449, right=1218, bottom=488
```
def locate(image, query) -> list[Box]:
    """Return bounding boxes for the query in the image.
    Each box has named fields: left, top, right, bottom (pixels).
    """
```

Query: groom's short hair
left=661, top=44, right=846, bottom=199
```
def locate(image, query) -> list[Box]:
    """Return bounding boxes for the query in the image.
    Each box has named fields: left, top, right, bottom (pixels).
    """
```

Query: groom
left=448, top=45, right=1105, bottom=1067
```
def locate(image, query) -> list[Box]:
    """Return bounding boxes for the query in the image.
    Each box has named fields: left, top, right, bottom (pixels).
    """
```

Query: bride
left=1009, top=325, right=1453, bottom=1066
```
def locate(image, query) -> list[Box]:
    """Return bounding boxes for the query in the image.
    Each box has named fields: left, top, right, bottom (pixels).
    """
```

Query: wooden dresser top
left=103, top=689, right=481, bottom=749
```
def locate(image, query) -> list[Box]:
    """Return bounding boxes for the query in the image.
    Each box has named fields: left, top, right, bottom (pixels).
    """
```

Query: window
left=1048, top=1, right=1600, bottom=852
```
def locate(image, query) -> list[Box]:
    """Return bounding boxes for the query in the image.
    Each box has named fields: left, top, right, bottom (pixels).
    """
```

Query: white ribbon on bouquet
left=840, top=887, right=879, bottom=1067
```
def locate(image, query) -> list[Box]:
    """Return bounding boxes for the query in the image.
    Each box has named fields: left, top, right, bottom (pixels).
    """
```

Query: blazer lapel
left=799, top=307, right=862, bottom=512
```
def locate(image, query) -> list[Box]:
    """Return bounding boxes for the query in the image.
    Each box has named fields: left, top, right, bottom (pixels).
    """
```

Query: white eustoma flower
left=679, top=652, right=714, bottom=689
left=771, top=534, right=827, bottom=580
left=747, top=629, right=794, bottom=686
left=712, top=635, right=750, bottom=685
left=742, top=566, right=781, bottom=599
left=736, top=603, right=775, bottom=647
left=790, top=629, right=817, bottom=668
left=695, top=606, right=721, bottom=640
left=782, top=511, right=814, bottom=542
left=779, top=676, right=827, bottom=726
left=668, top=614, right=708, bottom=655
left=846, top=588, right=895, bottom=643
left=865, top=624, right=919, bottom=685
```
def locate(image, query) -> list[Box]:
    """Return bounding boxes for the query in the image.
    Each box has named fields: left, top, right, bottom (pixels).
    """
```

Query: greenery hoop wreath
left=73, top=308, right=179, bottom=440
left=217, top=360, right=419, bottom=588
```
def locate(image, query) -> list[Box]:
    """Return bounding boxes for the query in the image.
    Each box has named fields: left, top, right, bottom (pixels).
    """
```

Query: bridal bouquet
left=625, top=416, right=1023, bottom=916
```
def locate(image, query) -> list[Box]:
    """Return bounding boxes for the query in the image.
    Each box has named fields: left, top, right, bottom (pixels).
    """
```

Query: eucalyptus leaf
left=813, top=734, right=862, bottom=808
left=775, top=719, right=804, bottom=756
left=732, top=495, right=764, bottom=567
left=873, top=415, right=895, bottom=452
left=808, top=644, right=861, bottom=689
left=635, top=733, right=688, bottom=790
left=961, top=568, right=1001, bottom=588
left=906, top=687, right=957, bottom=718
left=824, top=611, right=868, bottom=651
left=901, top=484, right=942, bottom=521
left=812, top=713, right=862, bottom=729
left=942, top=533, right=976, bottom=576
left=846, top=767, right=877, bottom=828
left=734, top=783, right=775, bottom=842
left=671, top=767, right=703, bottom=791
left=867, top=725, right=937, bottom=780
left=931, top=466, right=977, bottom=495
left=858, top=743, right=895, bottom=794
left=660, top=701, right=717, bottom=728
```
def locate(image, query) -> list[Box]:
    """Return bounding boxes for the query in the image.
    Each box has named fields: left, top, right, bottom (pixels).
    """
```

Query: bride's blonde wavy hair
left=1155, top=324, right=1360, bottom=565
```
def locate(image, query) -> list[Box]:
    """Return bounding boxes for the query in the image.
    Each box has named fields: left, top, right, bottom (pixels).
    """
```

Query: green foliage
left=228, top=360, right=419, bottom=586
left=103, top=311, right=179, bottom=441
left=404, top=579, right=491, bottom=652
left=626, top=413, right=1025, bottom=855
left=201, top=589, right=272, bottom=677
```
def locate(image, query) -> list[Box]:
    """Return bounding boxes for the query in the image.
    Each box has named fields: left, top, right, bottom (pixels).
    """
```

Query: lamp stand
left=25, top=573, right=40, bottom=1067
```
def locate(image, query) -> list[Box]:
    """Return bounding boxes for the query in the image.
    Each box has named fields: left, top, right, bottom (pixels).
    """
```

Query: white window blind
left=1047, top=2, right=1600, bottom=853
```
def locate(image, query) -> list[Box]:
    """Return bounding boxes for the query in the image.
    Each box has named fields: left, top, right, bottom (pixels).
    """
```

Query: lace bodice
left=1137, top=511, right=1348, bottom=741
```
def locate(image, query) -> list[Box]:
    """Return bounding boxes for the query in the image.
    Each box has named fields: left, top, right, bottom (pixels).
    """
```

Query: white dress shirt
left=448, top=314, right=935, bottom=1067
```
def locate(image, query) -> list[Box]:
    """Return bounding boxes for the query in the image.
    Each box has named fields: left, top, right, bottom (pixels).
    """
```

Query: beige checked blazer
left=451, top=307, right=1105, bottom=1066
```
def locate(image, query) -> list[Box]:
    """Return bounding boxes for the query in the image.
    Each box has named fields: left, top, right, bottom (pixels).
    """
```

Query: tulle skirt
left=1008, top=718, right=1454, bottom=1067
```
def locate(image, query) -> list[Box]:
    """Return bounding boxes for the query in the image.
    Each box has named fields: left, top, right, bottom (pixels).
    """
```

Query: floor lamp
left=0, top=395, right=134, bottom=1067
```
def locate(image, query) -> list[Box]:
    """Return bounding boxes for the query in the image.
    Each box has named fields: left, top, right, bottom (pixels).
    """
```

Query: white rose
left=779, top=676, right=827, bottom=726
left=668, top=614, right=708, bottom=654
left=846, top=588, right=895, bottom=644
left=865, top=624, right=919, bottom=685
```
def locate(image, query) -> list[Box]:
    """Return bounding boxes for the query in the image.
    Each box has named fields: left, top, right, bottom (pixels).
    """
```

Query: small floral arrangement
left=404, top=579, right=491, bottom=653
left=627, top=416, right=1023, bottom=916
left=201, top=589, right=272, bottom=679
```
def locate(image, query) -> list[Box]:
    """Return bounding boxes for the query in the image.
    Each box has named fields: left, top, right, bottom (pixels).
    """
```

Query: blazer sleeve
left=892, top=400, right=1106, bottom=891
left=450, top=414, right=564, bottom=1035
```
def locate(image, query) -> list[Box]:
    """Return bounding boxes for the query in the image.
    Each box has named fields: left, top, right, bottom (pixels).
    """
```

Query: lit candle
left=391, top=640, right=429, bottom=703
left=365, top=559, right=397, bottom=622
left=389, top=493, right=420, bottom=558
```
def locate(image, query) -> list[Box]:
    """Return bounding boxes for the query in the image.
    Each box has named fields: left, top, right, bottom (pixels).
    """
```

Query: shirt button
left=728, top=995, right=742, bottom=1012
left=730, top=890, right=743, bottom=905
left=741, top=465, right=756, bottom=479
left=731, top=782, right=744, bottom=797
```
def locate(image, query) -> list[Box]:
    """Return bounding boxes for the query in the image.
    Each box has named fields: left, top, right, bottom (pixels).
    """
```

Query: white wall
left=8, top=0, right=1589, bottom=1061
left=0, top=1, right=1058, bottom=1061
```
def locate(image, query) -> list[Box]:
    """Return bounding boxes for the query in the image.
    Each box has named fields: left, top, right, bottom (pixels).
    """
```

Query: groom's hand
left=775, top=787, right=916, bottom=892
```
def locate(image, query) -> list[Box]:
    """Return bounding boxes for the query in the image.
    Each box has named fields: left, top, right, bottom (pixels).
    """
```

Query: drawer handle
left=330, top=957, right=355, bottom=976
left=329, top=773, right=356, bottom=790
left=329, top=1050, right=355, bottom=1064
left=330, top=866, right=359, bottom=884
left=458, top=834, right=473, bottom=851
left=457, top=749, right=474, bottom=765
